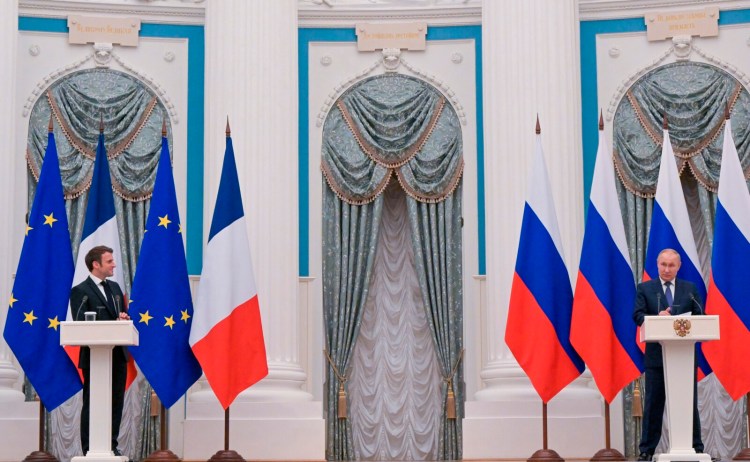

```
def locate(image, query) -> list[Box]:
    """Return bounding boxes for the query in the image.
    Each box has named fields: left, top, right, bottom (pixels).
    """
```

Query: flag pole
left=22, top=400, right=58, bottom=462
left=733, top=393, right=750, bottom=460
left=527, top=402, right=564, bottom=462
left=590, top=400, right=625, bottom=461
left=144, top=402, right=181, bottom=462
left=207, top=406, right=244, bottom=462
left=22, top=118, right=61, bottom=462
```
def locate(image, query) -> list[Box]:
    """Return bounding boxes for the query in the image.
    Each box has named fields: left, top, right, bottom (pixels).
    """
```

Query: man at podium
left=633, top=248, right=704, bottom=461
left=69, top=245, right=130, bottom=456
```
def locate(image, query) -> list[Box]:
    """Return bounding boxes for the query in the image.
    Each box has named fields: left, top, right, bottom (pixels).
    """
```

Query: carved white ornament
left=320, top=55, right=333, bottom=66
left=608, top=47, right=620, bottom=58
left=93, top=42, right=113, bottom=67
left=672, top=35, right=693, bottom=61
left=164, top=51, right=176, bottom=63
left=23, top=48, right=180, bottom=124
left=382, top=48, right=401, bottom=72
left=451, top=52, right=463, bottom=64
left=29, top=45, right=41, bottom=57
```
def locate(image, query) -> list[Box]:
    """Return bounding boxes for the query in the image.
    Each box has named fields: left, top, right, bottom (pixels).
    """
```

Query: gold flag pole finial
left=535, top=114, right=541, bottom=135
left=226, top=117, right=231, bottom=137
left=599, top=110, right=604, bottom=131
left=725, top=101, right=731, bottom=120
left=662, top=113, right=668, bottom=130
left=162, top=119, right=167, bottom=137
left=99, top=114, right=104, bottom=134
left=48, top=114, right=54, bottom=133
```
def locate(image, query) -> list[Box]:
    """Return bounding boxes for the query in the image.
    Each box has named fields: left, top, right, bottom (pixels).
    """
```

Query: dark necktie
left=665, top=281, right=674, bottom=309
left=101, top=280, right=116, bottom=313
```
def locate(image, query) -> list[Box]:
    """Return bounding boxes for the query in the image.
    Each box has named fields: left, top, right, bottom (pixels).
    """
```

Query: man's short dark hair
left=85, top=245, right=114, bottom=271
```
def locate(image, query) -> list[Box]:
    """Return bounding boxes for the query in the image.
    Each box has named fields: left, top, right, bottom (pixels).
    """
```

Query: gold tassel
left=446, top=384, right=456, bottom=419
left=150, top=390, right=160, bottom=417
left=632, top=379, right=643, bottom=418
left=337, top=382, right=347, bottom=419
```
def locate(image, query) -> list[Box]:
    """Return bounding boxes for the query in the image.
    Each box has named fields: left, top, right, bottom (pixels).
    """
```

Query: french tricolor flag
left=571, top=117, right=642, bottom=404
left=505, top=122, right=584, bottom=403
left=71, top=131, right=125, bottom=305
left=702, top=116, right=750, bottom=400
left=189, top=125, right=269, bottom=409
left=643, top=123, right=711, bottom=378
left=68, top=129, right=136, bottom=386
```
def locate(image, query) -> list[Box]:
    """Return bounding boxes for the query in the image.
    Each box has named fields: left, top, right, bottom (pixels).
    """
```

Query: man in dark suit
left=70, top=245, right=130, bottom=457
left=632, top=248, right=704, bottom=461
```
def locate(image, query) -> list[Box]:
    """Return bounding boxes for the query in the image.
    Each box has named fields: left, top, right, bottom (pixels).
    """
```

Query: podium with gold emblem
left=640, top=315, right=719, bottom=462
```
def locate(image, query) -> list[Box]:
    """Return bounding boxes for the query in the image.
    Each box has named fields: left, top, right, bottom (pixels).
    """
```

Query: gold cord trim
left=395, top=158, right=464, bottom=204
left=320, top=161, right=392, bottom=206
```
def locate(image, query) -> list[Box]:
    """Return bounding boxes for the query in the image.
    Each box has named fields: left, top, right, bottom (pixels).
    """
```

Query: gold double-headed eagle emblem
left=673, top=318, right=692, bottom=337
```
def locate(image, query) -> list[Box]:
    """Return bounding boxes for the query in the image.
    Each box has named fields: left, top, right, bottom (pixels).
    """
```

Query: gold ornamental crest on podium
left=673, top=318, right=692, bottom=337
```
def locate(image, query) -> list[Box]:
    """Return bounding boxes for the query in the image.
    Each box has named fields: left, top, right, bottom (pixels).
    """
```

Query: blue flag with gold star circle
left=3, top=130, right=82, bottom=411
left=128, top=134, right=202, bottom=408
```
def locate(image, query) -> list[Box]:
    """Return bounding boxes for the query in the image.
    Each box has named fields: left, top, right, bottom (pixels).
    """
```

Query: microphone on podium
left=690, top=293, right=704, bottom=316
left=75, top=295, right=89, bottom=320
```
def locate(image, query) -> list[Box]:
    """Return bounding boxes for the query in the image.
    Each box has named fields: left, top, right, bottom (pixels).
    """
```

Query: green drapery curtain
left=322, top=74, right=464, bottom=460
left=27, top=68, right=171, bottom=462
left=613, top=61, right=750, bottom=458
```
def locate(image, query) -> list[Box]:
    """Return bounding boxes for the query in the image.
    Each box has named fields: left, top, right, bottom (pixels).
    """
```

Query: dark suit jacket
left=70, top=276, right=128, bottom=368
left=632, top=277, right=703, bottom=368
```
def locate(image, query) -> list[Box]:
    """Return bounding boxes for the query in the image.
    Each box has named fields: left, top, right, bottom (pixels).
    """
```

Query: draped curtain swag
left=322, top=74, right=464, bottom=460
left=613, top=61, right=749, bottom=458
left=27, top=68, right=171, bottom=462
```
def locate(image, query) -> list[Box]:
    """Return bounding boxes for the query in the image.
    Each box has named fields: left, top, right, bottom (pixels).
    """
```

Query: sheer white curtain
left=349, top=184, right=442, bottom=460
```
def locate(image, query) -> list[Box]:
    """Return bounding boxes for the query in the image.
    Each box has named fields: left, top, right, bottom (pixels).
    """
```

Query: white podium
left=60, top=321, right=138, bottom=462
left=640, top=315, right=719, bottom=462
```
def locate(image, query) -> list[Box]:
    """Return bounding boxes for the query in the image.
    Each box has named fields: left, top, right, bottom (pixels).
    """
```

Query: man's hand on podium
left=117, top=311, right=130, bottom=321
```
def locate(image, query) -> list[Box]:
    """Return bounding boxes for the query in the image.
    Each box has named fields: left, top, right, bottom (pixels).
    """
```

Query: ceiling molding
left=579, top=0, right=750, bottom=21
left=19, top=0, right=205, bottom=25
left=298, top=0, right=481, bottom=27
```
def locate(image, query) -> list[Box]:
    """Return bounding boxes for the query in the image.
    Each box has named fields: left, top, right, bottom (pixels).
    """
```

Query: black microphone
left=690, top=293, right=704, bottom=316
left=114, top=294, right=120, bottom=317
left=76, top=295, right=89, bottom=320
left=657, top=292, right=662, bottom=312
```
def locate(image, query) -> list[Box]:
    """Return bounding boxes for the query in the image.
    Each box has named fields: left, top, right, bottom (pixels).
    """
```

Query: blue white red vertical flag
left=72, top=131, right=125, bottom=291
left=68, top=131, right=137, bottom=386
left=505, top=124, right=584, bottom=403
left=3, top=127, right=83, bottom=410
left=702, top=117, right=750, bottom=399
left=190, top=126, right=268, bottom=409
left=644, top=125, right=711, bottom=378
left=571, top=118, right=642, bottom=403
left=128, top=132, right=202, bottom=408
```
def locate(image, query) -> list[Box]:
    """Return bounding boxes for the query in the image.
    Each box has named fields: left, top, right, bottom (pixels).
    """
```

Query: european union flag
left=3, top=128, right=82, bottom=411
left=128, top=133, right=202, bottom=408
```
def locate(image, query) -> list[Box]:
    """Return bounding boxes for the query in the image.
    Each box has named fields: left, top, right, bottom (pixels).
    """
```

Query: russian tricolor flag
left=644, top=124, right=711, bottom=378
left=505, top=125, right=584, bottom=403
left=702, top=116, right=750, bottom=400
left=571, top=118, right=642, bottom=404
left=189, top=126, right=268, bottom=409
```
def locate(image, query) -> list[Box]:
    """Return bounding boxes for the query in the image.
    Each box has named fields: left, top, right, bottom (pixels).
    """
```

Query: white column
left=185, top=1, right=323, bottom=459
left=198, top=0, right=310, bottom=404
left=464, top=0, right=602, bottom=458
left=0, top=0, right=24, bottom=404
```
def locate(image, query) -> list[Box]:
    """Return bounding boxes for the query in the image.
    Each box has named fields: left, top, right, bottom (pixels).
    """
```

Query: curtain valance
left=322, top=74, right=463, bottom=204
left=613, top=62, right=750, bottom=197
left=27, top=68, right=169, bottom=202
